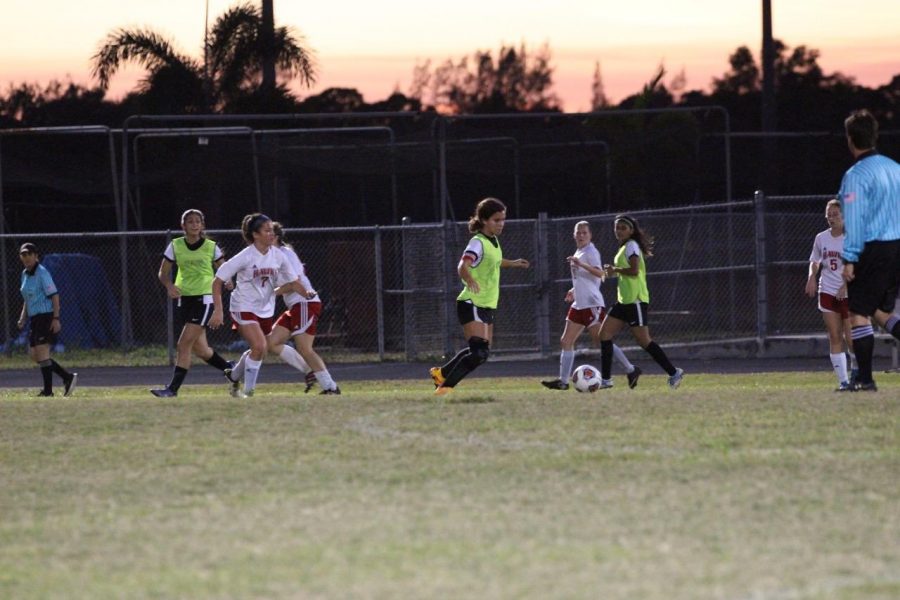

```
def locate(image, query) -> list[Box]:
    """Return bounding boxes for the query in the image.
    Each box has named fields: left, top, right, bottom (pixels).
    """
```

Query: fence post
left=0, top=139, right=9, bottom=356
left=443, top=219, right=457, bottom=358
left=374, top=226, right=385, bottom=361
left=400, top=217, right=413, bottom=360
left=165, top=230, right=175, bottom=367
left=536, top=212, right=551, bottom=356
left=754, top=190, right=768, bottom=356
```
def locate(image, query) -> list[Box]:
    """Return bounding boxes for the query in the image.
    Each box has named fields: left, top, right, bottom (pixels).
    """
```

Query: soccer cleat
left=434, top=385, right=452, bottom=396
left=320, top=386, right=341, bottom=395
left=851, top=381, right=878, bottom=392
left=150, top=387, right=177, bottom=398
left=599, top=379, right=614, bottom=389
left=225, top=369, right=243, bottom=397
left=668, top=368, right=685, bottom=389
left=626, top=365, right=642, bottom=389
left=541, top=379, right=570, bottom=390
left=835, top=381, right=852, bottom=392
left=37, top=390, right=54, bottom=397
left=304, top=371, right=317, bottom=394
left=429, top=367, right=446, bottom=388
left=63, top=373, right=78, bottom=397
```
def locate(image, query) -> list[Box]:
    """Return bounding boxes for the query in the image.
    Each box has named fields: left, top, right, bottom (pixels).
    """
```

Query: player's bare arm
left=805, top=262, right=820, bottom=297
left=458, top=258, right=480, bottom=294
left=501, top=258, right=529, bottom=268
left=568, top=255, right=605, bottom=279
left=606, top=254, right=640, bottom=277
left=158, top=259, right=180, bottom=299
left=209, top=277, right=225, bottom=329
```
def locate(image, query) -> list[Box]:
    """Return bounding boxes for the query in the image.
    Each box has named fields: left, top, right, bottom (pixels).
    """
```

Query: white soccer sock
left=314, top=369, right=337, bottom=391
left=244, top=357, right=263, bottom=393
left=279, top=345, right=310, bottom=374
left=559, top=350, right=576, bottom=384
left=613, top=344, right=635, bottom=373
left=848, top=352, right=858, bottom=370
left=830, top=352, right=848, bottom=384
left=231, top=350, right=251, bottom=381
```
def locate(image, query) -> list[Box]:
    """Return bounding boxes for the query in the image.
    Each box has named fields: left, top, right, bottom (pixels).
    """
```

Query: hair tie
left=249, top=214, right=270, bottom=232
left=615, top=215, right=636, bottom=229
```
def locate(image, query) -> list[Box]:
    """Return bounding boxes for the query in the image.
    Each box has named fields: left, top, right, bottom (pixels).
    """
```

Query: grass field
left=2, top=374, right=899, bottom=599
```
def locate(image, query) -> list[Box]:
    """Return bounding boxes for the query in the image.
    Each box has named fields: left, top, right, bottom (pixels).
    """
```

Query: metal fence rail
left=6, top=193, right=890, bottom=363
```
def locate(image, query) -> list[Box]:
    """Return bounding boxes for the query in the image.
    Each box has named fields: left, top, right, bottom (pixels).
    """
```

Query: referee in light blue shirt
left=18, top=242, right=77, bottom=397
left=838, top=109, right=900, bottom=391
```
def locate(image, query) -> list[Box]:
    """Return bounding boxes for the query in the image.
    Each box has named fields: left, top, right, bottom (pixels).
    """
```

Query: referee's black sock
left=49, top=359, right=71, bottom=380
left=600, top=340, right=613, bottom=380
left=168, top=366, right=189, bottom=393
left=39, top=360, right=53, bottom=394
left=204, top=351, right=231, bottom=372
left=851, top=325, right=875, bottom=384
left=886, top=315, right=900, bottom=341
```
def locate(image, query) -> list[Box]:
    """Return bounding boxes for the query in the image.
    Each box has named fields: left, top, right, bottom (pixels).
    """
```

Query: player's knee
left=467, top=336, right=490, bottom=366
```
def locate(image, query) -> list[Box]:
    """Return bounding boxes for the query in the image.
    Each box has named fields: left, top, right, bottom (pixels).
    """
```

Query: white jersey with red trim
left=809, top=229, right=845, bottom=296
left=215, top=244, right=297, bottom=317
left=571, top=242, right=606, bottom=309
left=276, top=245, right=320, bottom=307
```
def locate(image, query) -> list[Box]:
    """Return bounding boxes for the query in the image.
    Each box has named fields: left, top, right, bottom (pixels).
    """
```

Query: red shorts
left=818, top=292, right=849, bottom=319
left=230, top=311, right=275, bottom=335
left=566, top=306, right=606, bottom=328
left=274, top=302, right=321, bottom=336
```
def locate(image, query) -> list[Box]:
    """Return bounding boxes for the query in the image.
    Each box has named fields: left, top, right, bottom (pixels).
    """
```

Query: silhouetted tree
left=297, top=87, right=365, bottom=113
left=410, top=43, right=560, bottom=113
left=0, top=80, right=126, bottom=126
left=91, top=2, right=315, bottom=113
left=591, top=62, right=609, bottom=110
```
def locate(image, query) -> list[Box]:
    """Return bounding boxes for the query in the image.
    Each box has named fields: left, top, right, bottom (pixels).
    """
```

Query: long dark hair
left=272, top=221, right=291, bottom=248
left=468, top=197, right=506, bottom=233
left=615, top=214, right=654, bottom=257
left=241, top=213, right=271, bottom=244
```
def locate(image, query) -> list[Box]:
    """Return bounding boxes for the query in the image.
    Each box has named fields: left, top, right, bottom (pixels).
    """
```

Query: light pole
left=261, top=0, right=276, bottom=97
left=760, top=0, right=777, bottom=192
left=203, top=0, right=212, bottom=110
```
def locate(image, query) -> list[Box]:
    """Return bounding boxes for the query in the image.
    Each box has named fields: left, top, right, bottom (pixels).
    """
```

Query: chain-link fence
left=8, top=193, right=890, bottom=364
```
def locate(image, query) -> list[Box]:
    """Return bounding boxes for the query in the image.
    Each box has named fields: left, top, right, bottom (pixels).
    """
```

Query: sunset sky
left=1, top=1, right=898, bottom=112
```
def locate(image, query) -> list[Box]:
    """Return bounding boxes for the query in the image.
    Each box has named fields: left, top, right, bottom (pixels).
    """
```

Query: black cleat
left=63, top=373, right=78, bottom=397
left=626, top=365, right=642, bottom=389
left=150, top=387, right=177, bottom=398
left=541, top=379, right=569, bottom=390
left=37, top=390, right=54, bottom=397
left=304, top=371, right=317, bottom=393
left=851, top=381, right=878, bottom=392
left=835, top=381, right=852, bottom=392
left=320, top=386, right=341, bottom=395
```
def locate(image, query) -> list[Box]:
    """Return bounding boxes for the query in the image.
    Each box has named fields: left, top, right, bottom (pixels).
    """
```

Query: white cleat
left=668, top=368, right=685, bottom=389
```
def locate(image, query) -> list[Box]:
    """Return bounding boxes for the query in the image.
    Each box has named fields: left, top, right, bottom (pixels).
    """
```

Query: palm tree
left=91, top=2, right=316, bottom=112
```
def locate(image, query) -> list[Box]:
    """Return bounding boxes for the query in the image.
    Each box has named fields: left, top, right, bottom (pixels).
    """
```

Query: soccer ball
left=572, top=364, right=602, bottom=393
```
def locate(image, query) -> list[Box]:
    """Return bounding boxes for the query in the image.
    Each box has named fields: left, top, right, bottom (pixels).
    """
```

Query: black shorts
left=847, top=240, right=900, bottom=317
left=178, top=295, right=214, bottom=327
left=29, top=313, right=56, bottom=347
left=607, top=301, right=650, bottom=327
left=457, top=300, right=495, bottom=326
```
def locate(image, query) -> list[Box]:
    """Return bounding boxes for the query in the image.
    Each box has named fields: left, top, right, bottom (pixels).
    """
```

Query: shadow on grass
left=444, top=395, right=495, bottom=404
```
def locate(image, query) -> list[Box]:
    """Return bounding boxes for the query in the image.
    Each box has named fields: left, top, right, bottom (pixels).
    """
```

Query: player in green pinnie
left=430, top=197, right=530, bottom=394
left=151, top=209, right=234, bottom=397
